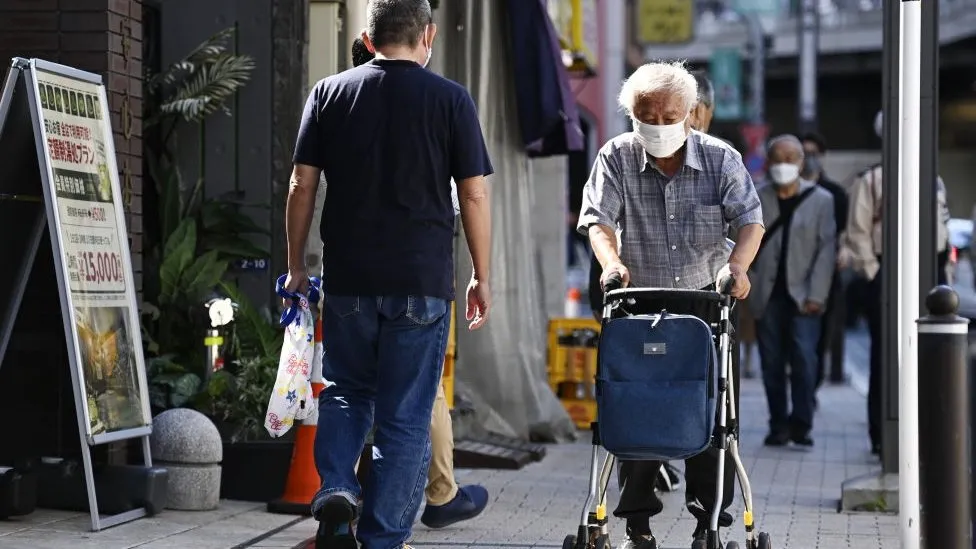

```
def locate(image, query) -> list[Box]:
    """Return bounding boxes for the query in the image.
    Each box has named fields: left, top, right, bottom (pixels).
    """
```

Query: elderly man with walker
left=578, top=61, right=764, bottom=549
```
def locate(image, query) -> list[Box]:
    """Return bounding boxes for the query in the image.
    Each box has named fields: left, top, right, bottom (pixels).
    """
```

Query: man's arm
left=285, top=84, right=326, bottom=283
left=808, top=195, right=838, bottom=306
left=719, top=151, right=765, bottom=271
left=578, top=147, right=624, bottom=270
left=286, top=164, right=322, bottom=273
left=729, top=224, right=763, bottom=271
left=457, top=176, right=490, bottom=281
left=451, top=92, right=494, bottom=286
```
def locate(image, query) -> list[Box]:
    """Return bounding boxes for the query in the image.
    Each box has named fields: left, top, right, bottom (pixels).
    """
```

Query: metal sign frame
left=0, top=57, right=153, bottom=532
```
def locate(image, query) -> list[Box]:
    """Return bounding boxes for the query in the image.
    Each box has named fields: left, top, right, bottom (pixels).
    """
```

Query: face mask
left=423, top=46, right=432, bottom=68
left=633, top=118, right=688, bottom=158
left=802, top=155, right=821, bottom=175
left=769, top=163, right=800, bottom=186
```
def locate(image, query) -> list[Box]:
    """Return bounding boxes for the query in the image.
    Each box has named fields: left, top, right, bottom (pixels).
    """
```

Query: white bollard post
left=898, top=1, right=921, bottom=548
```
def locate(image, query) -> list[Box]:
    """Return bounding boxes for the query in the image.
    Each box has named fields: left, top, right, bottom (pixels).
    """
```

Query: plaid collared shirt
left=577, top=130, right=763, bottom=290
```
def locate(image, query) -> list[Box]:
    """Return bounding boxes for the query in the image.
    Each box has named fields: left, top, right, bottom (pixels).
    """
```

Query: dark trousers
left=612, top=294, right=740, bottom=529
left=816, top=271, right=846, bottom=388
left=755, top=290, right=821, bottom=434
left=866, top=271, right=883, bottom=449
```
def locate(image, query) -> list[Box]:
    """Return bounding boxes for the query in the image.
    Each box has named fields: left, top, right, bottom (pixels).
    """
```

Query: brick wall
left=0, top=0, right=144, bottom=296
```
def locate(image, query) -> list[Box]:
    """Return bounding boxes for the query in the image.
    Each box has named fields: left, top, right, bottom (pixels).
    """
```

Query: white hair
left=617, top=61, right=698, bottom=118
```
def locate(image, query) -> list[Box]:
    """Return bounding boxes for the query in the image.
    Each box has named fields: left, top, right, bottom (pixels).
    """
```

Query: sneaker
left=618, top=533, right=657, bottom=549
left=420, top=485, right=489, bottom=529
left=314, top=493, right=358, bottom=549
left=655, top=462, right=682, bottom=492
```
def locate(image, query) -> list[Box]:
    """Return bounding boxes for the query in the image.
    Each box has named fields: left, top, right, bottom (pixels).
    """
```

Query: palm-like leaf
left=155, top=54, right=255, bottom=125
left=146, top=27, right=255, bottom=129
left=148, top=27, right=238, bottom=90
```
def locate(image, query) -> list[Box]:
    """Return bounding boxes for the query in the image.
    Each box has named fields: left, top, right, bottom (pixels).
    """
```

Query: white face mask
left=633, top=118, right=688, bottom=158
left=769, top=163, right=800, bottom=186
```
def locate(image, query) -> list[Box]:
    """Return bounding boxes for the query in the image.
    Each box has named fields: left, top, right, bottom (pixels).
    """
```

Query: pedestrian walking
left=578, top=60, right=764, bottom=549
left=749, top=135, right=836, bottom=448
left=282, top=1, right=493, bottom=547
left=799, top=132, right=849, bottom=395
left=348, top=36, right=489, bottom=532
left=846, top=110, right=949, bottom=455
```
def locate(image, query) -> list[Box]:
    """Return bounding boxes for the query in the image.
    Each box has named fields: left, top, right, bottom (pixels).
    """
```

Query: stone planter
left=150, top=409, right=222, bottom=511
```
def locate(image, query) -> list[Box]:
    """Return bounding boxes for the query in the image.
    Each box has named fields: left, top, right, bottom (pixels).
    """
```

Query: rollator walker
left=562, top=273, right=772, bottom=549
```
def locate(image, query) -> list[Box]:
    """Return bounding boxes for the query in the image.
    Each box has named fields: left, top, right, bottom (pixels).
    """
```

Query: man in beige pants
left=351, top=37, right=489, bottom=529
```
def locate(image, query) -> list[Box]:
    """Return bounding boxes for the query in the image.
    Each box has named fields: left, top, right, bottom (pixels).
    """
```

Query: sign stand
left=0, top=57, right=153, bottom=531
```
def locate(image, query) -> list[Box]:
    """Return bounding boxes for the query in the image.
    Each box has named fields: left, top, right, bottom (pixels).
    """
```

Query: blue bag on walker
left=595, top=313, right=717, bottom=461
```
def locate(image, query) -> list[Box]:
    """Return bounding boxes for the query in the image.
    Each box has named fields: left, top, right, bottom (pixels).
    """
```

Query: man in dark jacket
left=800, top=132, right=849, bottom=393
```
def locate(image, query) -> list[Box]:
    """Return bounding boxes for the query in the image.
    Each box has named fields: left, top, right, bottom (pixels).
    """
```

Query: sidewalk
left=0, top=360, right=896, bottom=548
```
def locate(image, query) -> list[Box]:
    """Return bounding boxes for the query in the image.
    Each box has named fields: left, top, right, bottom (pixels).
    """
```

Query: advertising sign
left=710, top=48, right=744, bottom=121
left=0, top=58, right=153, bottom=531
left=33, top=68, right=150, bottom=438
left=635, top=0, right=695, bottom=45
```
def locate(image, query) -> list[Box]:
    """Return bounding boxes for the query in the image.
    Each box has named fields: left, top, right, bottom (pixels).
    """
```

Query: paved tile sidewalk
left=0, top=369, right=897, bottom=548
left=275, top=377, right=898, bottom=549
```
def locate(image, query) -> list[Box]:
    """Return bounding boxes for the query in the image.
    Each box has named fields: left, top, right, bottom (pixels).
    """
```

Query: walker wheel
left=594, top=534, right=609, bottom=549
left=563, top=535, right=576, bottom=549
left=757, top=532, right=772, bottom=549
left=691, top=541, right=706, bottom=549
left=725, top=542, right=739, bottom=549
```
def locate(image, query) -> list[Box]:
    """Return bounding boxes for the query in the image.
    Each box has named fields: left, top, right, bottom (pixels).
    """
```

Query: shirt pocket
left=689, top=204, right=726, bottom=246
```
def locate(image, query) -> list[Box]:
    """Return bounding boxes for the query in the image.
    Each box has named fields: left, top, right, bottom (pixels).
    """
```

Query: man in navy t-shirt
left=283, top=1, right=493, bottom=547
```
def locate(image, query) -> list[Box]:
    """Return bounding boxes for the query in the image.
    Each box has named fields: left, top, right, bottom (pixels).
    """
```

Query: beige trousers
left=426, top=382, right=458, bottom=505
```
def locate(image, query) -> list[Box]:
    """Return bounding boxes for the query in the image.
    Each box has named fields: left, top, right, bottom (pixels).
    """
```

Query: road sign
left=635, top=0, right=694, bottom=45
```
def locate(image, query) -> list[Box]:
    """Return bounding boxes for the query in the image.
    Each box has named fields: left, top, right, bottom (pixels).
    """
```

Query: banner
left=740, top=122, right=770, bottom=180
left=710, top=48, right=743, bottom=121
left=34, top=69, right=148, bottom=437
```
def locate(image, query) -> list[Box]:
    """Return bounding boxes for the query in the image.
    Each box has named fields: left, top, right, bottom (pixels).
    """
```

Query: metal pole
left=880, top=0, right=901, bottom=475
left=744, top=13, right=764, bottom=124
left=917, top=286, right=971, bottom=549
left=797, top=0, right=819, bottom=133
left=919, top=0, right=939, bottom=309
left=603, top=0, right=627, bottom=140
left=898, top=1, right=922, bottom=547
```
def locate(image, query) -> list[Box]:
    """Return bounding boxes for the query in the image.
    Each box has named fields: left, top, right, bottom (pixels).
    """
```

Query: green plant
left=142, top=218, right=229, bottom=367
left=141, top=27, right=271, bottom=410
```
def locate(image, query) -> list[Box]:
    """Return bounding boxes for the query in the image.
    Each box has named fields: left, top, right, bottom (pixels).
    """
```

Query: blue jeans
left=313, top=294, right=450, bottom=549
left=755, top=290, right=821, bottom=434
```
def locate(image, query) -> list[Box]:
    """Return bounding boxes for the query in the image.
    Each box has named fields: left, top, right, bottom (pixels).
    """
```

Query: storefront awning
left=505, top=0, right=584, bottom=158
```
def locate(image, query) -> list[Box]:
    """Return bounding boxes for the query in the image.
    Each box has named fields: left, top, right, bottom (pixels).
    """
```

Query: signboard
left=635, top=0, right=695, bottom=45
left=710, top=48, right=744, bottom=121
left=0, top=58, right=152, bottom=531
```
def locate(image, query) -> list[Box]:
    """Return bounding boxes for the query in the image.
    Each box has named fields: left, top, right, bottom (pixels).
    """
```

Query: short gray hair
left=691, top=70, right=714, bottom=108
left=618, top=61, right=698, bottom=118
left=366, top=0, right=432, bottom=49
left=767, top=134, right=804, bottom=156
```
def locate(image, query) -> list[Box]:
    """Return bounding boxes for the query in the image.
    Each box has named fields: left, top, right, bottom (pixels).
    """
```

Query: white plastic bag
left=265, top=275, right=321, bottom=437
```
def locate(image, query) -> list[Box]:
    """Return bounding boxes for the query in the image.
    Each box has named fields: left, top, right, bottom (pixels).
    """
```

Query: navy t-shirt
left=293, top=59, right=493, bottom=300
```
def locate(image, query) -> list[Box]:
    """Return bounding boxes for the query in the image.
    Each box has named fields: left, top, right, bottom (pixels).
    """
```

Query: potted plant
left=140, top=28, right=295, bottom=501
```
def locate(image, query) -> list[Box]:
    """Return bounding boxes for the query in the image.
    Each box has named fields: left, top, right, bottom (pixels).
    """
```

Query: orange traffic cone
left=267, top=314, right=326, bottom=515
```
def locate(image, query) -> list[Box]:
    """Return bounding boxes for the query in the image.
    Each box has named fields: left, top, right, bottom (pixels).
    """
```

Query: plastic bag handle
left=275, top=274, right=322, bottom=327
